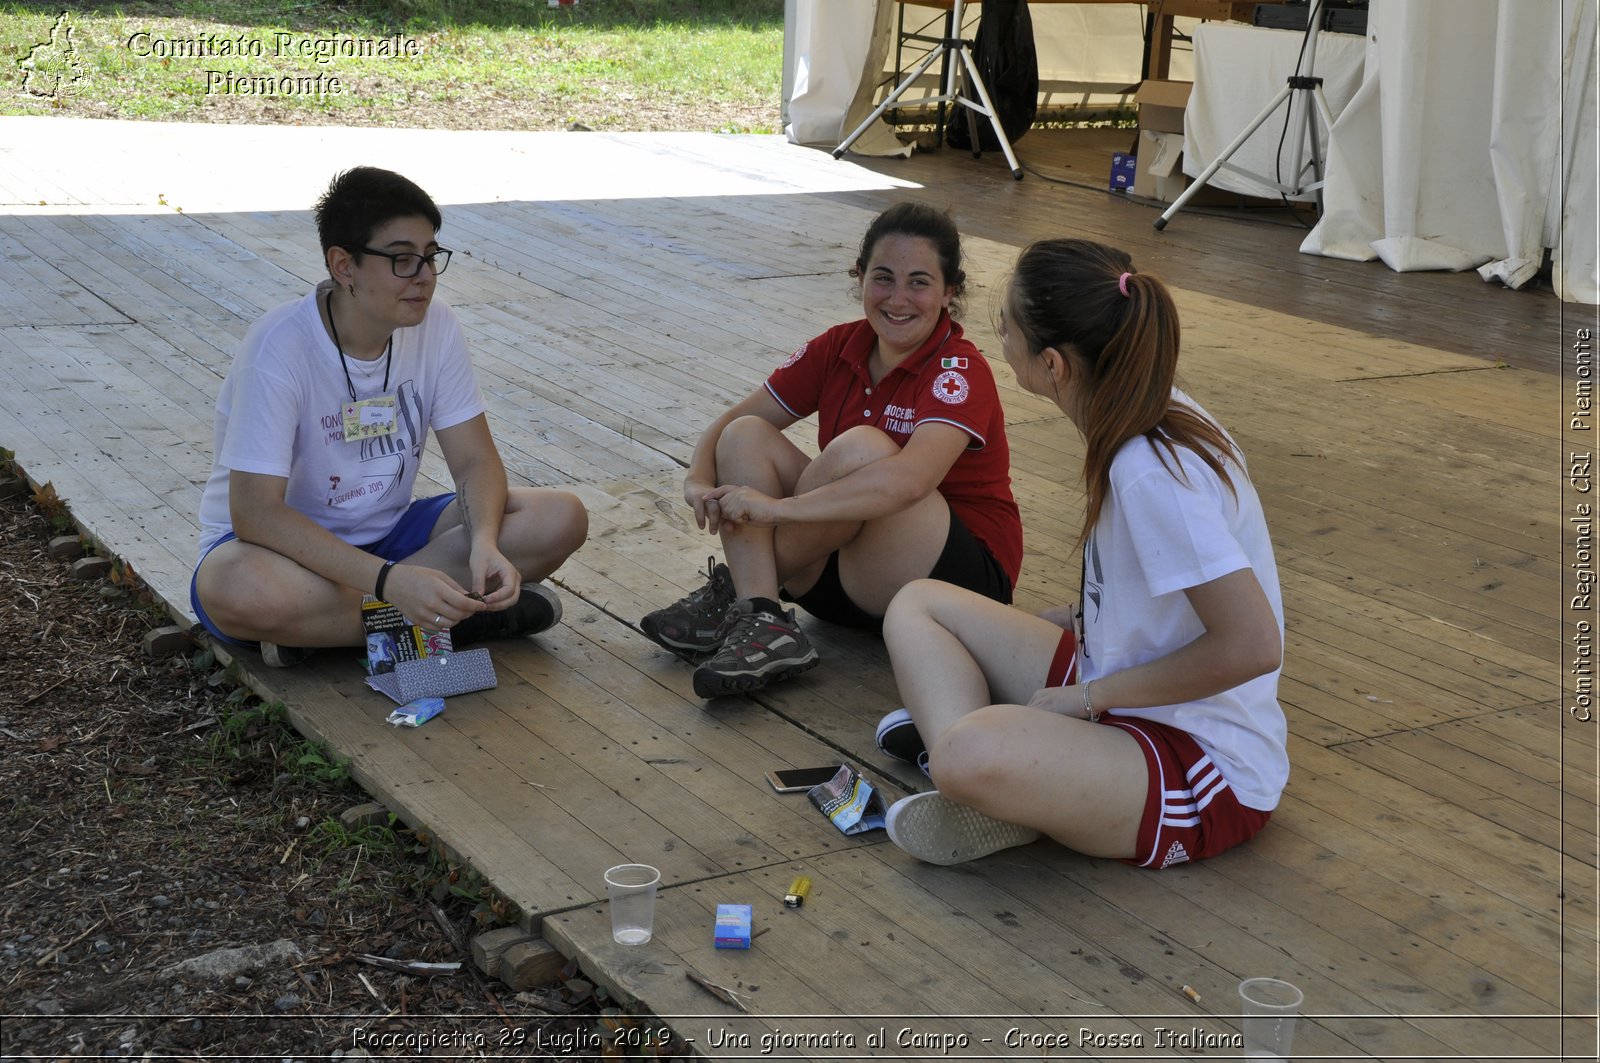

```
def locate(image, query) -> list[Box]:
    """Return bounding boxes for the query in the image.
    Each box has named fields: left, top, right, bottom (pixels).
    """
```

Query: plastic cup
left=1238, top=977, right=1303, bottom=1061
left=603, top=864, right=661, bottom=945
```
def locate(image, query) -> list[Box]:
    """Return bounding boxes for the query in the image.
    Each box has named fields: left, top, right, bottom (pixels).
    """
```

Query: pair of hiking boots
left=638, top=558, right=819, bottom=699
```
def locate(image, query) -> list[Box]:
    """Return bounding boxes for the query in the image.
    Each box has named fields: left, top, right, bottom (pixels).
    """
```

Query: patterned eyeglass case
left=366, top=647, right=497, bottom=704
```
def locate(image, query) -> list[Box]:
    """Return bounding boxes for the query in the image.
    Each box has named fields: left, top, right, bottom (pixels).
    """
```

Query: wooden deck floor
left=1, top=116, right=1591, bottom=1060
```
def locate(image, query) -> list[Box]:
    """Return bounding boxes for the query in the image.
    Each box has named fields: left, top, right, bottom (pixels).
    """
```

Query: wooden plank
left=543, top=848, right=1331, bottom=1061
left=0, top=125, right=1580, bottom=1057
left=240, top=658, right=595, bottom=920
left=1277, top=543, right=1555, bottom=664
left=916, top=848, right=1440, bottom=1060
left=520, top=583, right=924, bottom=795
left=1255, top=813, right=1574, bottom=1008
left=1287, top=738, right=1578, bottom=945
left=1336, top=730, right=1596, bottom=858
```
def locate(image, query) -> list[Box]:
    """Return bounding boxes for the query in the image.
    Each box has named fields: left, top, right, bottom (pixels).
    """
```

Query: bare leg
left=195, top=486, right=587, bottom=645
left=883, top=579, right=1149, bottom=859
left=195, top=541, right=368, bottom=646
left=774, top=426, right=949, bottom=614
left=933, top=707, right=1146, bottom=858
left=711, top=415, right=813, bottom=601
left=713, top=420, right=957, bottom=614
left=410, top=486, right=588, bottom=593
left=884, top=579, right=1063, bottom=740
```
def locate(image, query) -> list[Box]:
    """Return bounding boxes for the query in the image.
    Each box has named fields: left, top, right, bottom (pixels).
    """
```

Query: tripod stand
left=833, top=0, right=1024, bottom=181
left=1154, top=0, right=1338, bottom=230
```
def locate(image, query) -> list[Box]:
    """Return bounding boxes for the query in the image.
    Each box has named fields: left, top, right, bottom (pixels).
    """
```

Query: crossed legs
left=195, top=486, right=587, bottom=646
left=883, top=578, right=1148, bottom=859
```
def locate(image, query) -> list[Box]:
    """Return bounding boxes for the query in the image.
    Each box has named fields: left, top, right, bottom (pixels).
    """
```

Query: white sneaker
left=259, top=642, right=312, bottom=668
left=884, top=791, right=1040, bottom=866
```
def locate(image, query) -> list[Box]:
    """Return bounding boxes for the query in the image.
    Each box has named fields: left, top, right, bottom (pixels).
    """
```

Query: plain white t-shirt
left=197, top=284, right=484, bottom=559
left=1079, top=398, right=1288, bottom=810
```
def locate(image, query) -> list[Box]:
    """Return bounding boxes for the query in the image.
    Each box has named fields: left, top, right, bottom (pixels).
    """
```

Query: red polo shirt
left=764, top=314, right=1023, bottom=588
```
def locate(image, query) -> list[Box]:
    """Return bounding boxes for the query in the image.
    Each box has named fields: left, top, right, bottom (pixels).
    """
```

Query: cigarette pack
left=362, top=597, right=451, bottom=675
left=714, top=903, right=752, bottom=949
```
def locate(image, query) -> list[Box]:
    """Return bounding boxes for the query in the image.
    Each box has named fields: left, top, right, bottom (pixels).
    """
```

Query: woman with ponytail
left=877, top=238, right=1286, bottom=868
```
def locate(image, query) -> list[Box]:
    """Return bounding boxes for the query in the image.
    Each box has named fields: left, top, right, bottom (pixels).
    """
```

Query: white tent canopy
left=1301, top=0, right=1597, bottom=304
left=783, top=0, right=1186, bottom=152
left=783, top=0, right=1598, bottom=303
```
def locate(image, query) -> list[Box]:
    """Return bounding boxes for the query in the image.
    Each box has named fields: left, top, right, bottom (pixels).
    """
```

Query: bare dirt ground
left=0, top=483, right=646, bottom=1060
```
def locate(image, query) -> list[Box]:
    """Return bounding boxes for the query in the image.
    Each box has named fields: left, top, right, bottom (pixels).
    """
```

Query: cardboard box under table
left=1133, top=78, right=1244, bottom=206
left=1133, top=78, right=1189, bottom=202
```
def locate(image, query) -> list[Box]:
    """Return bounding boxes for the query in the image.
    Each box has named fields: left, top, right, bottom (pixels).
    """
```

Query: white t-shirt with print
left=197, top=284, right=485, bottom=559
left=1078, top=397, right=1288, bottom=811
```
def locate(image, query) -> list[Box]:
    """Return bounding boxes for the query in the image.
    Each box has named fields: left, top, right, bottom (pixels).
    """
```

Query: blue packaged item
left=714, top=903, right=752, bottom=949
left=1110, top=151, right=1137, bottom=191
left=386, top=696, right=445, bottom=728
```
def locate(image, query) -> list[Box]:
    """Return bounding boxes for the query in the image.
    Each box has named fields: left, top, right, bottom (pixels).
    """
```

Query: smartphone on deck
left=765, top=765, right=845, bottom=793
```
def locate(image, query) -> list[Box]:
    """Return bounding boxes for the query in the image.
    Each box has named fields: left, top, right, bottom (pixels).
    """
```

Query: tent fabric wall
left=784, top=0, right=1185, bottom=153
left=1553, top=0, right=1598, bottom=304
left=1301, top=0, right=1598, bottom=304
left=783, top=0, right=880, bottom=145
left=1183, top=22, right=1367, bottom=201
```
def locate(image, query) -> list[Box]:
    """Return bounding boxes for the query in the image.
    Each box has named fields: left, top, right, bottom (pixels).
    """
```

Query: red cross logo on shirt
left=932, top=370, right=970, bottom=404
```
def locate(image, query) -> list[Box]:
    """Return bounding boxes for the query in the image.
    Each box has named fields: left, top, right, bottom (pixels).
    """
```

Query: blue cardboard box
left=714, top=903, right=752, bottom=949
left=1110, top=152, right=1137, bottom=192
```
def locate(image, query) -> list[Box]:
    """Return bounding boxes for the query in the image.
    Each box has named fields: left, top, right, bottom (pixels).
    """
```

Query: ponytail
left=1008, top=239, right=1239, bottom=545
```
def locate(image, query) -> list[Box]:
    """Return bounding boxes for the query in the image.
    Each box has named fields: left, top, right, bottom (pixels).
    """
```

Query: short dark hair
left=314, top=167, right=442, bottom=263
left=851, top=201, right=968, bottom=317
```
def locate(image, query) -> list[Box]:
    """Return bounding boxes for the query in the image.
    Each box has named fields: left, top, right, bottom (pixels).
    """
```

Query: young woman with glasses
left=191, top=166, right=587, bottom=665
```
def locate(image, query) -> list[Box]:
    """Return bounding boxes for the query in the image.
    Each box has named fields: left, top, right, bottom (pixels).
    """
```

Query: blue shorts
left=189, top=493, right=456, bottom=647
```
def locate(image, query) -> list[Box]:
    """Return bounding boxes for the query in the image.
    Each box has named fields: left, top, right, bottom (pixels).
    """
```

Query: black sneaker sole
left=691, top=656, right=819, bottom=699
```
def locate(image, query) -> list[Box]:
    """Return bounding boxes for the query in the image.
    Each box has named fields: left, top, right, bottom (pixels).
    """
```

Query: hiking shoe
left=884, top=791, right=1040, bottom=866
left=260, top=642, right=313, bottom=668
left=452, top=583, right=562, bottom=644
left=691, top=600, right=819, bottom=698
left=640, top=556, right=737, bottom=657
left=875, top=708, right=928, bottom=764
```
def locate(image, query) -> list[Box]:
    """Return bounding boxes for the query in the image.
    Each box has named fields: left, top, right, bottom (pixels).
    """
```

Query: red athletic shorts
left=1046, top=630, right=1271, bottom=869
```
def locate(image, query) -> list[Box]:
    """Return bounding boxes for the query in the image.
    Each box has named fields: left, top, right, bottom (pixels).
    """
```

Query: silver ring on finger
left=433, top=614, right=444, bottom=626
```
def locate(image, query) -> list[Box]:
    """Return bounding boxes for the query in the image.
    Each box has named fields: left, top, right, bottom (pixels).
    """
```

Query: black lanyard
left=326, top=289, right=392, bottom=403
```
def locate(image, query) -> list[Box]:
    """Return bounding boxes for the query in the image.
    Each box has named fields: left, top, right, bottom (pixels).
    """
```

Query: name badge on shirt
left=342, top=396, right=398, bottom=441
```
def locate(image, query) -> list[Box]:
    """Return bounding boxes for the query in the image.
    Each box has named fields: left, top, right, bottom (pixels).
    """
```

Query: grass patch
left=2, top=0, right=785, bottom=131
left=204, top=691, right=353, bottom=788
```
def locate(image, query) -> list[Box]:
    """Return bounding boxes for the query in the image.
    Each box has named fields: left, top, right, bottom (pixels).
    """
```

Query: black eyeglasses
left=356, top=246, right=453, bottom=278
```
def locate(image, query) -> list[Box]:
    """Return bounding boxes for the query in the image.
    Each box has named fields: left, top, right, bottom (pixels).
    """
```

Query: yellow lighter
left=783, top=876, right=812, bottom=909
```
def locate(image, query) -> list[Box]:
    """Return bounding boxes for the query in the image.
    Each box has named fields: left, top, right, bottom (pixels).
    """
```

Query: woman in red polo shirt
left=641, top=202, right=1022, bottom=700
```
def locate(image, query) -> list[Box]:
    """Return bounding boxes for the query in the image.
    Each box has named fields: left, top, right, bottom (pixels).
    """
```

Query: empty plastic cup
left=1239, top=977, right=1303, bottom=1061
left=603, top=864, right=661, bottom=945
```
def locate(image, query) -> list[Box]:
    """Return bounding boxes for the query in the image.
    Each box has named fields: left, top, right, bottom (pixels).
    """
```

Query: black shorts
left=781, top=510, right=1012, bottom=631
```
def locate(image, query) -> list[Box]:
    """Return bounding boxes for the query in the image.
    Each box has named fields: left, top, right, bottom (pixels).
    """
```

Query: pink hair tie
left=1118, top=271, right=1133, bottom=297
